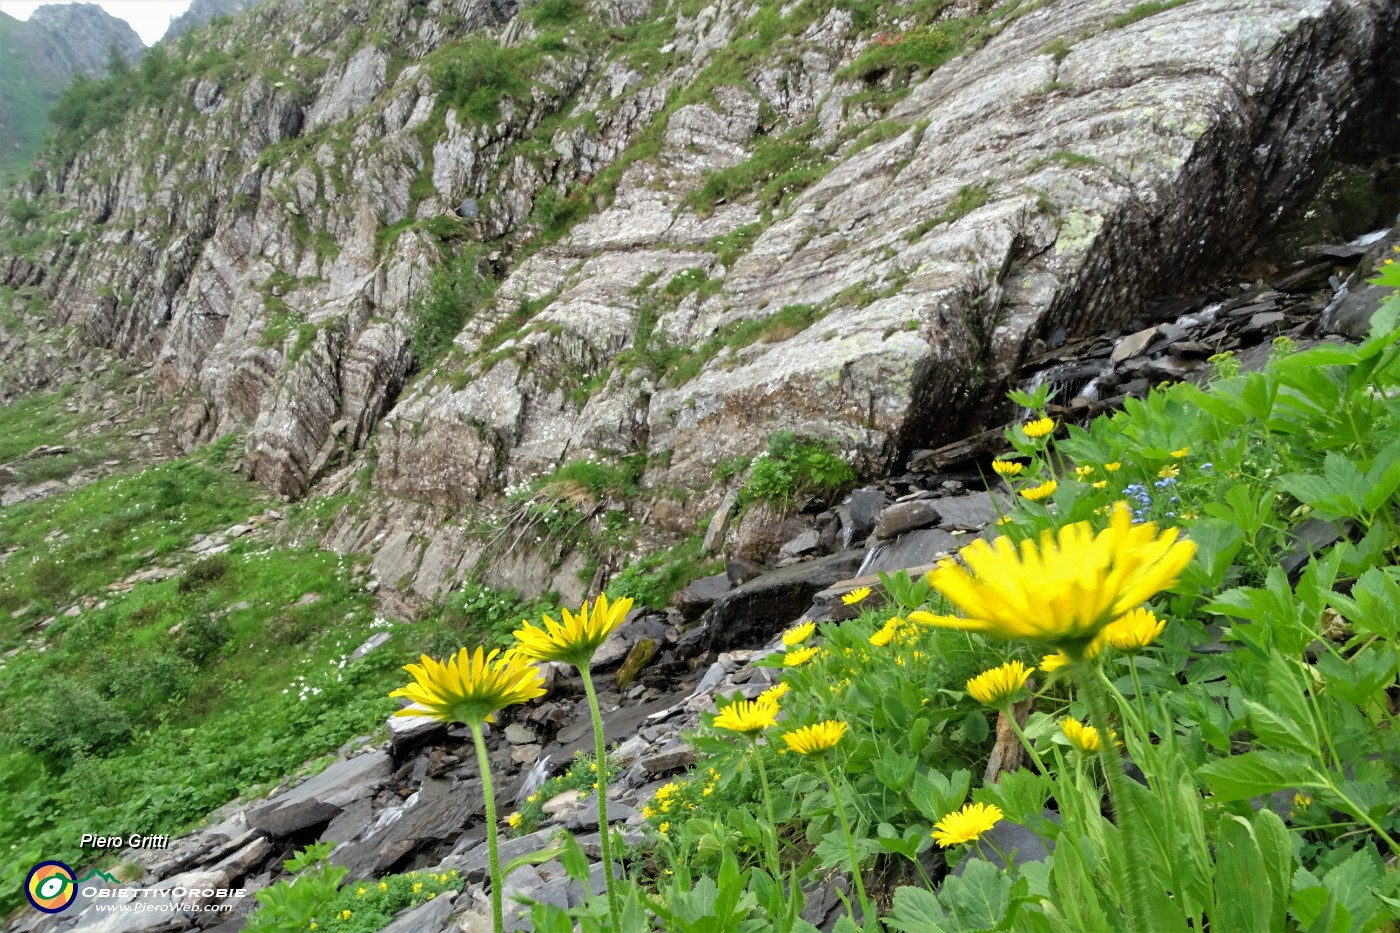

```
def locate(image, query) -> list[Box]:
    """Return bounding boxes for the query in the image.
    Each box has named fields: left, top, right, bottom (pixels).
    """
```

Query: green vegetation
left=409, top=244, right=495, bottom=370
left=411, top=263, right=1400, bottom=933
left=248, top=843, right=464, bottom=932
left=605, top=534, right=721, bottom=610
left=839, top=18, right=978, bottom=82
left=903, top=182, right=991, bottom=242
left=684, top=122, right=832, bottom=216
left=1106, top=0, right=1191, bottom=29
left=738, top=430, right=857, bottom=507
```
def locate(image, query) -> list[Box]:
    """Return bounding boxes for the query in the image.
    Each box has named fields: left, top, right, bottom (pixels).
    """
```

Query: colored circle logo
left=26, top=861, right=77, bottom=913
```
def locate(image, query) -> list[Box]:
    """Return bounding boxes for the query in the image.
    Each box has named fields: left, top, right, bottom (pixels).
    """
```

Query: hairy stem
left=469, top=721, right=504, bottom=933
left=579, top=665, right=622, bottom=930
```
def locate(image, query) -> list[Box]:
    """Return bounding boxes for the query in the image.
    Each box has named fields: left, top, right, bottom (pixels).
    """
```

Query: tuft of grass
left=903, top=183, right=991, bottom=242
left=1105, top=0, right=1190, bottom=29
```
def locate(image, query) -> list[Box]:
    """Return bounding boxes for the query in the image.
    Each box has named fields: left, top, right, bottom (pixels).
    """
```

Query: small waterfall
left=856, top=543, right=885, bottom=577
left=515, top=755, right=553, bottom=805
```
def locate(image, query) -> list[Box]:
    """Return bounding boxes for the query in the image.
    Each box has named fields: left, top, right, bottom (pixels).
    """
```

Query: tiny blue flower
left=1200, top=462, right=1213, bottom=471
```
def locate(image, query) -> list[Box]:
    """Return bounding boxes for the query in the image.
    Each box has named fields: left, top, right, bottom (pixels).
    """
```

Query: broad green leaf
left=1243, top=699, right=1318, bottom=756
left=886, top=885, right=954, bottom=932
left=1321, top=847, right=1384, bottom=933
left=1197, top=750, right=1319, bottom=801
left=874, top=753, right=917, bottom=792
left=1212, top=815, right=1277, bottom=932
left=942, top=858, right=1013, bottom=929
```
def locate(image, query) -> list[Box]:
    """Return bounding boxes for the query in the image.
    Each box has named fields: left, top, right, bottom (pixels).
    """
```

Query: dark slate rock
left=564, top=799, right=637, bottom=831
left=1323, top=281, right=1392, bottom=339
left=1280, top=517, right=1348, bottom=578
left=247, top=751, right=391, bottom=836
left=725, top=557, right=764, bottom=586
left=934, top=490, right=1002, bottom=529
left=592, top=611, right=667, bottom=669
left=872, top=500, right=942, bottom=539
left=331, top=777, right=482, bottom=879
left=702, top=550, right=865, bottom=652
left=779, top=529, right=821, bottom=558
left=675, top=573, right=731, bottom=621
left=448, top=828, right=555, bottom=883
left=842, top=487, right=888, bottom=538
left=379, top=890, right=458, bottom=933
left=864, top=529, right=961, bottom=575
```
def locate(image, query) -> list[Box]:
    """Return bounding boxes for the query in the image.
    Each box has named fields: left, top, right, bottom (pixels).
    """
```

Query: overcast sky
left=0, top=1, right=193, bottom=46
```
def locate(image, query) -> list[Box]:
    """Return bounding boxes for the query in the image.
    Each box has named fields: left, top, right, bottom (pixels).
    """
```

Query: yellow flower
left=356, top=887, right=366, bottom=899
left=702, top=785, right=713, bottom=796
left=1020, top=479, right=1057, bottom=502
left=340, top=910, right=352, bottom=921
left=841, top=586, right=872, bottom=606
left=713, top=697, right=779, bottom=736
left=1171, top=446, right=1189, bottom=458
left=642, top=805, right=655, bottom=818
left=782, top=720, right=848, bottom=755
left=1060, top=718, right=1102, bottom=753
left=1040, top=651, right=1070, bottom=672
left=782, top=621, right=816, bottom=646
left=870, top=618, right=899, bottom=647
left=932, top=802, right=1003, bottom=847
left=784, top=645, right=819, bottom=666
left=389, top=647, right=546, bottom=727
left=1104, top=462, right=1121, bottom=472
left=506, top=812, right=522, bottom=828
left=965, top=661, right=1032, bottom=706
left=909, top=501, right=1196, bottom=654
left=1092, top=480, right=1108, bottom=490
left=996, top=515, right=1014, bottom=526
left=513, top=593, right=634, bottom=667
left=1074, top=465, right=1094, bottom=479
left=1102, top=607, right=1165, bottom=654
left=309, top=924, right=317, bottom=930
left=1023, top=417, right=1056, bottom=439
left=412, top=882, right=423, bottom=894
left=758, top=682, right=791, bottom=705
left=658, top=821, right=669, bottom=834
left=992, top=459, right=1024, bottom=477
left=1158, top=464, right=1179, bottom=480
left=1294, top=792, right=1312, bottom=809
left=378, top=882, right=388, bottom=892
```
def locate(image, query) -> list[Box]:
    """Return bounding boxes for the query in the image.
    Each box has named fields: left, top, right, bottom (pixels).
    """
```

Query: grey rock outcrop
left=2, top=0, right=1398, bottom=610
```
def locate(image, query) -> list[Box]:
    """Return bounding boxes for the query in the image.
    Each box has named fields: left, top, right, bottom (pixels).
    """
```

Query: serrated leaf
left=1243, top=700, right=1317, bottom=756
left=942, top=858, right=1012, bottom=929
left=886, top=885, right=954, bottom=932
left=1198, top=750, right=1319, bottom=801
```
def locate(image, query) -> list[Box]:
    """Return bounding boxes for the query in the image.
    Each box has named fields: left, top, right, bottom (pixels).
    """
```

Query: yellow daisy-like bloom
left=932, top=802, right=1003, bottom=847
left=758, top=682, right=791, bottom=705
left=1102, top=607, right=1166, bottom=653
left=992, top=459, right=1024, bottom=477
left=782, top=621, right=816, bottom=646
left=841, top=586, right=872, bottom=606
left=713, top=697, right=779, bottom=736
left=506, top=812, right=522, bottom=828
left=908, top=501, right=1196, bottom=655
left=1104, top=462, right=1121, bottom=472
left=513, top=594, right=634, bottom=667
left=1060, top=718, right=1101, bottom=753
left=1158, top=464, right=1179, bottom=480
left=1040, top=651, right=1070, bottom=672
left=782, top=720, right=848, bottom=755
left=1020, top=479, right=1057, bottom=502
left=1171, top=446, right=1190, bottom=458
left=870, top=617, right=899, bottom=647
left=1074, top=465, right=1094, bottom=479
left=1092, top=480, right=1108, bottom=490
left=389, top=647, right=546, bottom=727
left=784, top=645, right=819, bottom=667
left=1023, top=417, right=1056, bottom=439
left=965, top=661, right=1032, bottom=706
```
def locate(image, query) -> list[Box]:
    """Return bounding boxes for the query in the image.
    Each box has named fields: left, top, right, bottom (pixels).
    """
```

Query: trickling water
left=855, top=544, right=885, bottom=578
left=1014, top=360, right=1112, bottom=419
left=515, top=755, right=553, bottom=805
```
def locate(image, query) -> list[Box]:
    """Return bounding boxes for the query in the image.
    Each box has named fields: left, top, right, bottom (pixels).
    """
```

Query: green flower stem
left=468, top=721, right=505, bottom=933
left=1097, top=668, right=1150, bottom=760
left=578, top=664, right=622, bottom=931
left=751, top=741, right=783, bottom=879
left=819, top=759, right=871, bottom=922
left=999, top=702, right=1049, bottom=775
left=1076, top=660, right=1151, bottom=932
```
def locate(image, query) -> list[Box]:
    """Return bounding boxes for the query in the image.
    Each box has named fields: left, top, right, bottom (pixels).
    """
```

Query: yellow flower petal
left=932, top=802, right=1003, bottom=847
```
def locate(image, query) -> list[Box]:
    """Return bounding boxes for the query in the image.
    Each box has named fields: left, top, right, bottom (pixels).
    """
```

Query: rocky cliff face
left=163, top=0, right=269, bottom=41
left=2, top=0, right=1398, bottom=607
left=0, top=3, right=144, bottom=179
